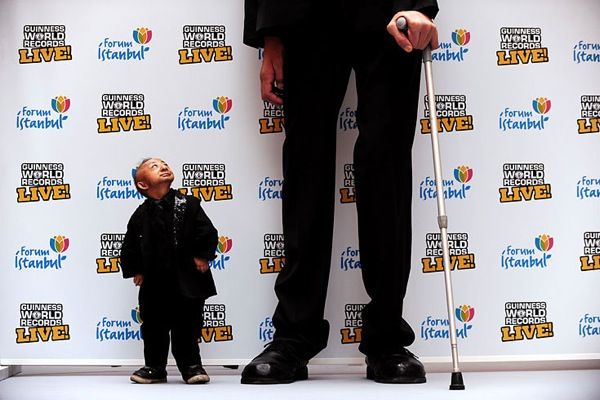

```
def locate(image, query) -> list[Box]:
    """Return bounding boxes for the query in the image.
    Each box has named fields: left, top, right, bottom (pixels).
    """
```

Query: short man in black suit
left=121, top=158, right=218, bottom=384
left=243, top=0, right=439, bottom=384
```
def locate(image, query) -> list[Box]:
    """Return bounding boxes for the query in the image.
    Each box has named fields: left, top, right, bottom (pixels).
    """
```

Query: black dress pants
left=271, top=15, right=423, bottom=359
left=139, top=279, right=205, bottom=372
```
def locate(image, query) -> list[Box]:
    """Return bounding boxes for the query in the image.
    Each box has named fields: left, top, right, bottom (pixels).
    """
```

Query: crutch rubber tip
left=449, top=372, right=465, bottom=390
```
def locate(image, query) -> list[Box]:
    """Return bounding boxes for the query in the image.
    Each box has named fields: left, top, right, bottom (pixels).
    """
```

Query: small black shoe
left=182, top=364, right=210, bottom=384
left=130, top=366, right=167, bottom=384
left=366, top=349, right=426, bottom=384
left=241, top=341, right=308, bottom=384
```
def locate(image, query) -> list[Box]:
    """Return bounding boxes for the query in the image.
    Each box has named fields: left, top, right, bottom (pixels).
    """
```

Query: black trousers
left=139, top=280, right=205, bottom=372
left=272, top=19, right=423, bottom=359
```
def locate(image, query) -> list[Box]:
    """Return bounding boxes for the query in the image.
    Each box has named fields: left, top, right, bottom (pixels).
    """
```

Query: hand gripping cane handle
left=395, top=16, right=433, bottom=61
left=395, top=15, right=465, bottom=391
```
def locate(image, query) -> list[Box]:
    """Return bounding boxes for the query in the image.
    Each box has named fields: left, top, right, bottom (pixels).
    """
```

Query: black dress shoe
left=366, top=349, right=426, bottom=384
left=130, top=366, right=167, bottom=384
left=241, top=342, right=308, bottom=384
left=182, top=364, right=210, bottom=384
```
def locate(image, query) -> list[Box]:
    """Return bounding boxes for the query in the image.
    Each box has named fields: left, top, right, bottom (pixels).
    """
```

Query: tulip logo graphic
left=179, top=98, right=233, bottom=131
left=213, top=96, right=232, bottom=114
left=532, top=97, right=551, bottom=115
left=217, top=236, right=233, bottom=254
left=51, top=96, right=70, bottom=113
left=454, top=166, right=473, bottom=183
left=98, top=28, right=152, bottom=61
left=535, top=234, right=554, bottom=252
left=420, top=166, right=473, bottom=201
left=499, top=99, right=552, bottom=132
left=452, top=29, right=470, bottom=46
left=210, top=235, right=234, bottom=270
left=133, top=27, right=152, bottom=45
left=131, top=306, right=143, bottom=324
left=432, top=32, right=470, bottom=62
left=502, top=233, right=554, bottom=269
left=421, top=306, right=475, bottom=340
left=50, top=235, right=70, bottom=253
left=455, top=305, right=475, bottom=323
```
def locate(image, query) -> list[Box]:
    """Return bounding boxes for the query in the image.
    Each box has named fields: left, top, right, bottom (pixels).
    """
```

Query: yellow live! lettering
left=97, top=115, right=151, bottom=133
left=496, top=48, right=549, bottom=65
left=340, top=188, right=356, bottom=203
left=577, top=118, right=600, bottom=134
left=96, top=257, right=121, bottom=273
left=17, top=185, right=71, bottom=203
left=259, top=257, right=285, bottom=274
left=16, top=325, right=70, bottom=343
left=422, top=254, right=476, bottom=273
left=200, top=326, right=233, bottom=342
left=259, top=117, right=285, bottom=134
left=18, top=46, right=72, bottom=64
left=420, top=116, right=474, bottom=134
left=501, top=323, right=554, bottom=342
left=340, top=327, right=362, bottom=344
left=499, top=184, right=552, bottom=203
left=178, top=47, right=233, bottom=64
left=580, top=255, right=600, bottom=271
left=178, top=186, right=233, bottom=202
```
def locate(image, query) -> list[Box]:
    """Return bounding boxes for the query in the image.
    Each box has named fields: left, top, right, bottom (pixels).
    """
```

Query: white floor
left=1, top=366, right=599, bottom=400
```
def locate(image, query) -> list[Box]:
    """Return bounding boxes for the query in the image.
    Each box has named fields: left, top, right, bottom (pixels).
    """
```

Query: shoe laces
left=139, top=366, right=164, bottom=375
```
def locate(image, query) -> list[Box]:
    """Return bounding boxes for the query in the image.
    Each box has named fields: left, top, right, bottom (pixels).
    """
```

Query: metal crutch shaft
left=396, top=16, right=465, bottom=390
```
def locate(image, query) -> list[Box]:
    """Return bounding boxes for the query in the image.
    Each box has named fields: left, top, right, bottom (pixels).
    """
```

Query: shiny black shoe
left=366, top=349, right=426, bottom=384
left=130, top=366, right=167, bottom=384
left=241, top=342, right=308, bottom=384
left=182, top=364, right=210, bottom=384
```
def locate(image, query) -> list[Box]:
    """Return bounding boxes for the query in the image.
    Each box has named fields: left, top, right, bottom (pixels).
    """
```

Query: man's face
left=136, top=158, right=174, bottom=191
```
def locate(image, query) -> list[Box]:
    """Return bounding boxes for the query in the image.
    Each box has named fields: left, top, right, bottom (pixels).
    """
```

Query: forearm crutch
left=397, top=16, right=465, bottom=390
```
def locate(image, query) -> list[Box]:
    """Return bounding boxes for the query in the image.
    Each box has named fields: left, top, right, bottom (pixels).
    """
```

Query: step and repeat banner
left=1, top=0, right=599, bottom=365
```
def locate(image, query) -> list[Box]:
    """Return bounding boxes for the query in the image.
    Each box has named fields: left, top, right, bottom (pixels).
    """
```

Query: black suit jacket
left=244, top=0, right=439, bottom=48
left=120, top=190, right=218, bottom=300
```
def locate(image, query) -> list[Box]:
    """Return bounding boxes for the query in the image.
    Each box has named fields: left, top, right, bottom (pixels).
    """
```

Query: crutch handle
left=395, top=16, right=408, bottom=32
left=395, top=16, right=433, bottom=60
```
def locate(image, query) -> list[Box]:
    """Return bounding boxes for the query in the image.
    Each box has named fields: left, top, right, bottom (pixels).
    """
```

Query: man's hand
left=194, top=257, right=209, bottom=273
left=133, top=274, right=143, bottom=286
left=261, top=36, right=284, bottom=105
left=387, top=11, right=439, bottom=52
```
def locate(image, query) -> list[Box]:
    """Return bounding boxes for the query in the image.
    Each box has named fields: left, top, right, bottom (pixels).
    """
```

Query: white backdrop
left=1, top=0, right=599, bottom=366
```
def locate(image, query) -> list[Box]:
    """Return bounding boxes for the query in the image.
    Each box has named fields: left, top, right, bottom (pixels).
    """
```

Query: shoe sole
left=241, top=366, right=308, bottom=384
left=186, top=375, right=210, bottom=384
left=366, top=367, right=426, bottom=384
left=130, top=375, right=167, bottom=384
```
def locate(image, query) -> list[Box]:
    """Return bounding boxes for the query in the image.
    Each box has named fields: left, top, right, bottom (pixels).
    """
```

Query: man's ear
left=136, top=181, right=149, bottom=191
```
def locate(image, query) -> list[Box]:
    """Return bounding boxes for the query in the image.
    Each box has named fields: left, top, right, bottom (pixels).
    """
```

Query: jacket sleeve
left=120, top=211, right=143, bottom=279
left=393, top=0, right=439, bottom=19
left=243, top=0, right=261, bottom=48
left=243, top=0, right=311, bottom=48
left=190, top=199, right=219, bottom=261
